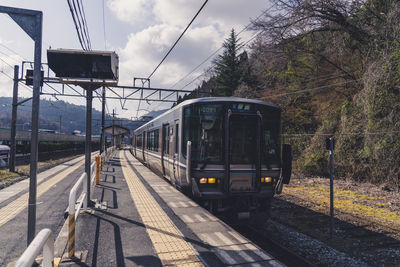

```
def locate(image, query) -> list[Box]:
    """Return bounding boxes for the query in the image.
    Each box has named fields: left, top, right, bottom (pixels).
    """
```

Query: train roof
left=0, top=145, right=10, bottom=152
left=135, top=97, right=280, bottom=133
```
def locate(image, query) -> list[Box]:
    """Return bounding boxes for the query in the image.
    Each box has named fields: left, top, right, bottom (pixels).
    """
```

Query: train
left=132, top=97, right=292, bottom=222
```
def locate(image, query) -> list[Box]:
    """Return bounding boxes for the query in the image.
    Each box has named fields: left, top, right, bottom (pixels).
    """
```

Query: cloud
left=109, top=0, right=269, bottom=32
left=107, top=0, right=270, bottom=117
left=107, top=0, right=155, bottom=24
left=119, top=24, right=220, bottom=87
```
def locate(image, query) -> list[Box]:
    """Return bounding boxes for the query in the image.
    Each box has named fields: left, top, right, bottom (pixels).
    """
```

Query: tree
left=213, top=29, right=244, bottom=96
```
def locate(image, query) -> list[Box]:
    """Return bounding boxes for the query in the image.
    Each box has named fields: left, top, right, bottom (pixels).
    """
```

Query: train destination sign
left=231, top=103, right=253, bottom=113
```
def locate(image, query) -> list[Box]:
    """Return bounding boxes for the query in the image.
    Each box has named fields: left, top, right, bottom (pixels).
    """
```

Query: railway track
left=270, top=193, right=400, bottom=265
left=229, top=222, right=316, bottom=267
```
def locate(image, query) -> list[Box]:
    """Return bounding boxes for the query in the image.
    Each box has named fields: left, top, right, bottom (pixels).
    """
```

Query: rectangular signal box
left=47, top=49, right=119, bottom=81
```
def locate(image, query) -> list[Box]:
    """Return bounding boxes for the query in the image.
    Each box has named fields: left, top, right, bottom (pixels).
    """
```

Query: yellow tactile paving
left=0, top=156, right=92, bottom=227
left=121, top=150, right=204, bottom=267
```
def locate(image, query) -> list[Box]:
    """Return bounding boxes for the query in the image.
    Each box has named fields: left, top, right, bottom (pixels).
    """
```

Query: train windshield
left=183, top=102, right=281, bottom=166
left=260, top=107, right=281, bottom=164
left=183, top=103, right=224, bottom=164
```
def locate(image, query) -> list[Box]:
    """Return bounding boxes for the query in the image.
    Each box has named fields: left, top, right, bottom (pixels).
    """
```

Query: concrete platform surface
left=62, top=149, right=284, bottom=267
left=0, top=153, right=98, bottom=266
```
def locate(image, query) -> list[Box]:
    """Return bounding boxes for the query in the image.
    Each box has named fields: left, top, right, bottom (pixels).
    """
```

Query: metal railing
left=67, top=172, right=87, bottom=258
left=15, top=228, right=54, bottom=267
left=67, top=148, right=114, bottom=258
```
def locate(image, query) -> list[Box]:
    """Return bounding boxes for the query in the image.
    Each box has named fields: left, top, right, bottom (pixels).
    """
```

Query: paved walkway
left=0, top=154, right=97, bottom=266
left=62, top=149, right=282, bottom=266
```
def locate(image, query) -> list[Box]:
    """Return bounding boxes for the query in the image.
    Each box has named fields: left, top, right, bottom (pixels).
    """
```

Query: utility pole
left=9, top=65, right=19, bottom=172
left=85, top=88, right=93, bottom=207
left=112, top=109, right=115, bottom=147
left=100, top=86, right=105, bottom=154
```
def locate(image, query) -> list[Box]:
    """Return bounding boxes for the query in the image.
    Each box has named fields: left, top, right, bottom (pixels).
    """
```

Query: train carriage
left=132, top=97, right=292, bottom=221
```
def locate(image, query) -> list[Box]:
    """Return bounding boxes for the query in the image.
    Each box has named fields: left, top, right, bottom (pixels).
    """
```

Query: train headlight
left=208, top=178, right=216, bottom=184
left=261, top=177, right=273, bottom=183
left=199, top=178, right=207, bottom=184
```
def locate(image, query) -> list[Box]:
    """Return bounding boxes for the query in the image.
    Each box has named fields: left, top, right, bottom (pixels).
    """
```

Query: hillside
left=0, top=97, right=148, bottom=134
left=189, top=0, right=400, bottom=189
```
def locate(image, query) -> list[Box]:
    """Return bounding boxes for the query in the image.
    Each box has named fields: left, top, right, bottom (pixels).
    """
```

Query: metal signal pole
left=112, top=109, right=115, bottom=147
left=85, top=88, right=93, bottom=207
left=10, top=65, right=19, bottom=172
left=326, top=137, right=335, bottom=239
left=100, top=86, right=106, bottom=154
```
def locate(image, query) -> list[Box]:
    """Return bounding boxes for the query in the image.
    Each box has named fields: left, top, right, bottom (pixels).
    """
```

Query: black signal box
left=25, top=69, right=44, bottom=86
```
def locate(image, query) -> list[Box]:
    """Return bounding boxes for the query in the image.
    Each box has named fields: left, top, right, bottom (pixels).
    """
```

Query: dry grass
left=15, top=155, right=79, bottom=175
left=0, top=169, right=20, bottom=181
left=0, top=155, right=80, bottom=183
left=282, top=177, right=400, bottom=229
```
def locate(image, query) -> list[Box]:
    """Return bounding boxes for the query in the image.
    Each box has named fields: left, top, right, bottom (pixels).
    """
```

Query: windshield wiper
left=200, top=157, right=211, bottom=170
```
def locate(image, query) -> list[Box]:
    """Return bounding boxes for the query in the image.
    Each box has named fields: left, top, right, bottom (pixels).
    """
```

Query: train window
left=229, top=115, right=257, bottom=164
left=154, top=129, right=159, bottom=152
left=183, top=104, right=223, bottom=164
left=163, top=124, right=170, bottom=155
left=260, top=107, right=280, bottom=162
left=175, top=124, right=179, bottom=154
left=147, top=132, right=151, bottom=150
left=146, top=130, right=159, bottom=152
left=137, top=134, right=143, bottom=148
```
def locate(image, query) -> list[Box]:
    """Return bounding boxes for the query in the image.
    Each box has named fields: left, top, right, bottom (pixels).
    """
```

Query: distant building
left=0, top=144, right=10, bottom=168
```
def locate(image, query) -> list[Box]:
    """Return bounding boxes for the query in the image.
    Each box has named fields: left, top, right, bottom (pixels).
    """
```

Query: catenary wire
left=77, top=0, right=92, bottom=50
left=67, top=0, right=87, bottom=50
left=137, top=0, right=209, bottom=118
left=169, top=5, right=274, bottom=91
left=102, top=0, right=107, bottom=50
left=147, top=0, right=209, bottom=80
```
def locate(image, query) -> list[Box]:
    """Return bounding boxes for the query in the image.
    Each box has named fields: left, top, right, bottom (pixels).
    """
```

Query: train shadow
left=270, top=197, right=400, bottom=254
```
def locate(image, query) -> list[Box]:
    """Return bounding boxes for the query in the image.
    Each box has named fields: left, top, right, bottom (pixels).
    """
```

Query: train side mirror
left=282, top=144, right=292, bottom=184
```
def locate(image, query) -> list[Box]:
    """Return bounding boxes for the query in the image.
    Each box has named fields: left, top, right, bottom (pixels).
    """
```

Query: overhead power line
left=169, top=5, right=274, bottom=91
left=0, top=70, right=33, bottom=93
left=137, top=0, right=209, bottom=118
left=77, top=0, right=91, bottom=49
left=262, top=79, right=359, bottom=99
left=67, top=0, right=91, bottom=50
left=147, top=0, right=209, bottom=80
left=102, top=0, right=107, bottom=50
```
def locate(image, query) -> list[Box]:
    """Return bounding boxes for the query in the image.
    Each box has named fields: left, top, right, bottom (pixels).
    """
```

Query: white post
left=83, top=173, right=87, bottom=211
left=15, top=228, right=53, bottom=267
left=43, top=234, right=54, bottom=267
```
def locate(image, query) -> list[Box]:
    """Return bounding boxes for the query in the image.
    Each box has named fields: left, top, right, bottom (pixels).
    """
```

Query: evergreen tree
left=213, top=29, right=243, bottom=96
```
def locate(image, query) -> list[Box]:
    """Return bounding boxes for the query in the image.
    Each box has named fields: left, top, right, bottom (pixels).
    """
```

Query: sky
left=0, top=0, right=270, bottom=119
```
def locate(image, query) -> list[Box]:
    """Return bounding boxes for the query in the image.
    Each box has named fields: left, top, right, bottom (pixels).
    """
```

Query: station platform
left=57, top=149, right=283, bottom=266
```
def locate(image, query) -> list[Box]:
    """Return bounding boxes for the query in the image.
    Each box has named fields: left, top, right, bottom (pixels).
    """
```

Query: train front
left=184, top=99, right=292, bottom=221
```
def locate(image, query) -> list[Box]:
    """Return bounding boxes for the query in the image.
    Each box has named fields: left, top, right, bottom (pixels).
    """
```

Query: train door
left=161, top=124, right=170, bottom=179
left=172, top=120, right=180, bottom=184
left=168, top=124, right=176, bottom=185
left=142, top=131, right=146, bottom=162
left=228, top=115, right=261, bottom=193
left=133, top=135, right=136, bottom=156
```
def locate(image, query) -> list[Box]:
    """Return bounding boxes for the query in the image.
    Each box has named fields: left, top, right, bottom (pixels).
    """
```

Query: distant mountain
left=0, top=97, right=163, bottom=134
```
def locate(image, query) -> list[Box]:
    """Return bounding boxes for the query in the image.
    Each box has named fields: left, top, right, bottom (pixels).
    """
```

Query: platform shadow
left=90, top=213, right=125, bottom=267
left=93, top=209, right=213, bottom=250
left=125, top=255, right=162, bottom=266
left=97, top=184, right=119, bottom=209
